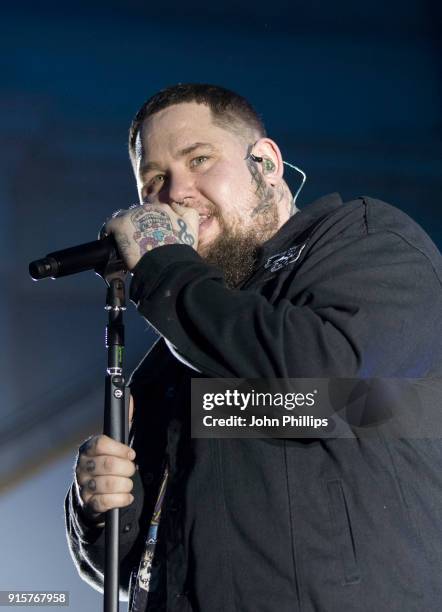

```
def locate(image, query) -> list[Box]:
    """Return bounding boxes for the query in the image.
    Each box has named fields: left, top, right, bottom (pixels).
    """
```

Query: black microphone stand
left=96, top=254, right=129, bottom=612
left=30, top=241, right=129, bottom=612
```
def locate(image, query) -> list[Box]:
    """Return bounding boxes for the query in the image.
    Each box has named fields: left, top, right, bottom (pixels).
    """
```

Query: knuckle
left=111, top=208, right=126, bottom=219
left=92, top=496, right=106, bottom=513
left=76, top=472, right=87, bottom=487
left=103, top=456, right=114, bottom=472
left=94, top=438, right=103, bottom=455
left=78, top=435, right=94, bottom=456
left=94, top=436, right=106, bottom=455
left=103, top=476, right=113, bottom=492
left=76, top=464, right=89, bottom=483
left=106, top=218, right=117, bottom=231
left=79, top=487, right=88, bottom=504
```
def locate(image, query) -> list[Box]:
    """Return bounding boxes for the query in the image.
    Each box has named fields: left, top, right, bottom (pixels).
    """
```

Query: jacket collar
left=257, top=192, right=343, bottom=264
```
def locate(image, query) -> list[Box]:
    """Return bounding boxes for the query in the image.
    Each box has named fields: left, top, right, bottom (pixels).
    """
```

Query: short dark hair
left=128, top=83, right=267, bottom=163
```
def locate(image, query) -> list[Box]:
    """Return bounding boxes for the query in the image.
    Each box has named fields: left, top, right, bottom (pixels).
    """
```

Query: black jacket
left=65, top=193, right=442, bottom=611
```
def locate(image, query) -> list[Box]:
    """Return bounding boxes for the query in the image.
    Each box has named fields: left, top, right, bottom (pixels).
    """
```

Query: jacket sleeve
left=64, top=468, right=146, bottom=600
left=128, top=213, right=441, bottom=379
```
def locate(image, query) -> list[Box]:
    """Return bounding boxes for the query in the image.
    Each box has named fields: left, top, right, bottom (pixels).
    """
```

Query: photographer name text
left=202, top=414, right=328, bottom=428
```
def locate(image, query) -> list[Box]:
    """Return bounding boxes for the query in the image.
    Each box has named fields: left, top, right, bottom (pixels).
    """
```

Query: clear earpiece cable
left=283, top=160, right=307, bottom=208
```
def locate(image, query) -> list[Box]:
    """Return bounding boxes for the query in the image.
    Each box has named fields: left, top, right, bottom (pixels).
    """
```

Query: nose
left=161, top=168, right=198, bottom=205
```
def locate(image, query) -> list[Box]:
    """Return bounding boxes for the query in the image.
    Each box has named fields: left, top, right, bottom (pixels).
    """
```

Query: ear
left=250, top=138, right=284, bottom=187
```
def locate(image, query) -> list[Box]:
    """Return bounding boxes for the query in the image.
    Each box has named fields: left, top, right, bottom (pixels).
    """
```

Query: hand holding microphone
left=29, top=202, right=199, bottom=280
left=105, top=202, right=199, bottom=270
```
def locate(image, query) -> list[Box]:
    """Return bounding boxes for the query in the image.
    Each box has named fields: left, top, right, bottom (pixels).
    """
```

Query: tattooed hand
left=105, top=202, right=199, bottom=270
left=74, top=396, right=136, bottom=523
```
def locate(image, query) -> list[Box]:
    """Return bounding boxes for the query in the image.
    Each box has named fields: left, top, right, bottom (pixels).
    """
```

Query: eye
left=151, top=174, right=166, bottom=185
left=190, top=155, right=209, bottom=168
left=144, top=174, right=166, bottom=196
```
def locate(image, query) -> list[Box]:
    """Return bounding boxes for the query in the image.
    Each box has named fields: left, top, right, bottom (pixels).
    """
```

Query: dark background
left=0, top=1, right=440, bottom=606
left=2, top=0, right=441, bottom=486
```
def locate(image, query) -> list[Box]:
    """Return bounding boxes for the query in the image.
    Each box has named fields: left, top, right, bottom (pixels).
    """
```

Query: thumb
left=170, top=202, right=199, bottom=223
left=169, top=201, right=185, bottom=216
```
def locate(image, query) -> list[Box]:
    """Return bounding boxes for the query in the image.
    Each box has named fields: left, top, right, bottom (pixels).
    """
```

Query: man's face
left=134, top=102, right=283, bottom=285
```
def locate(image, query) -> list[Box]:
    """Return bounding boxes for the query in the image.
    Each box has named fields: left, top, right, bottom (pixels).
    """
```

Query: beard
left=199, top=203, right=280, bottom=289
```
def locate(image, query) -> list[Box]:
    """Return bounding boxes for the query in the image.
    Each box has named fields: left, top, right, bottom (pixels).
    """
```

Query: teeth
left=199, top=215, right=211, bottom=224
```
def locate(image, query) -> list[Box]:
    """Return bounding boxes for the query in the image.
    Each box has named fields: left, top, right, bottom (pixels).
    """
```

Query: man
left=65, top=84, right=442, bottom=611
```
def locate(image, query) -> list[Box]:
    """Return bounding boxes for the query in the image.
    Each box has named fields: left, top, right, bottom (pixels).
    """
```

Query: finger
left=170, top=202, right=185, bottom=215
left=170, top=202, right=199, bottom=225
left=105, top=213, right=130, bottom=235
left=174, top=202, right=198, bottom=219
left=111, top=208, right=129, bottom=219
left=77, top=455, right=136, bottom=481
left=183, top=208, right=200, bottom=224
left=84, top=493, right=135, bottom=514
left=141, top=200, right=155, bottom=210
left=141, top=201, right=169, bottom=213
left=80, top=475, right=134, bottom=497
left=79, top=435, right=136, bottom=461
left=79, top=477, right=132, bottom=506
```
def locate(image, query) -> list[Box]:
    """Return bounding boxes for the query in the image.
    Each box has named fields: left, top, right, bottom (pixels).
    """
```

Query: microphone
left=29, top=236, right=119, bottom=280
